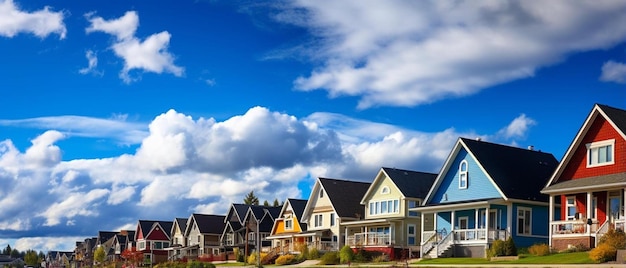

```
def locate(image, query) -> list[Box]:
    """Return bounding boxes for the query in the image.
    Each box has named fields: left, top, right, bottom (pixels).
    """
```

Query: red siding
left=146, top=225, right=169, bottom=240
left=559, top=116, right=626, bottom=181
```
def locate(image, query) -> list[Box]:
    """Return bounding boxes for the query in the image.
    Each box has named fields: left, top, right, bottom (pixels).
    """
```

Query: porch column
left=344, top=227, right=348, bottom=247
left=475, top=209, right=479, bottom=229
left=420, top=212, right=424, bottom=244
left=623, top=188, right=626, bottom=221
left=549, top=195, right=554, bottom=248
left=507, top=204, right=513, bottom=236
left=587, top=192, right=592, bottom=235
left=485, top=206, right=489, bottom=241
left=451, top=210, right=455, bottom=234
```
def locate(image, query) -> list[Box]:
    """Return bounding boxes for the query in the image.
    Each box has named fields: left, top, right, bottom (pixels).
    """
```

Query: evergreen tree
left=24, top=250, right=39, bottom=266
left=273, top=198, right=280, bottom=207
left=3, top=244, right=10, bottom=255
left=243, top=191, right=259, bottom=205
left=263, top=200, right=270, bottom=206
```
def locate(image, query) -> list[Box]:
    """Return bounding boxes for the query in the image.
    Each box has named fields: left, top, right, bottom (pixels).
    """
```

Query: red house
left=542, top=104, right=626, bottom=251
left=134, top=220, right=173, bottom=265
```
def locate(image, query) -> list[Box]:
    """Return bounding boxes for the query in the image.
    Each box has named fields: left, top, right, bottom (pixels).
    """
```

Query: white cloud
left=79, top=50, right=103, bottom=76
left=0, top=106, right=539, bottom=251
left=600, top=60, right=626, bottom=84
left=14, top=236, right=82, bottom=252
left=0, top=0, right=66, bottom=39
left=497, top=114, right=536, bottom=139
left=271, top=1, right=626, bottom=108
left=85, top=11, right=184, bottom=83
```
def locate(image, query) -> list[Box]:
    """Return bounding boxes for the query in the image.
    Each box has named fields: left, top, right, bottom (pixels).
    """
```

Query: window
left=407, top=224, right=416, bottom=245
left=459, top=160, right=468, bottom=189
left=517, top=207, right=532, bottom=235
left=330, top=213, right=336, bottom=226
left=369, top=199, right=400, bottom=215
left=566, top=197, right=576, bottom=221
left=197, top=235, right=201, bottom=243
left=314, top=214, right=323, bottom=227
left=138, top=241, right=146, bottom=250
left=320, top=189, right=324, bottom=198
left=285, top=219, right=293, bottom=230
left=408, top=200, right=419, bottom=216
left=225, top=233, right=234, bottom=246
left=153, top=242, right=162, bottom=249
left=381, top=186, right=390, bottom=194
left=587, top=139, right=614, bottom=167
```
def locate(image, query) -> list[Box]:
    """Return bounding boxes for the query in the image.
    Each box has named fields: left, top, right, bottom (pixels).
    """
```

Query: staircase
left=260, top=246, right=281, bottom=265
left=423, top=232, right=454, bottom=258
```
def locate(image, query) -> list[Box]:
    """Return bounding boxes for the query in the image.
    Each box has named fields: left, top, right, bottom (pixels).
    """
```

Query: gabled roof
left=225, top=204, right=250, bottom=225
left=189, top=213, right=226, bottom=234
left=543, top=104, right=626, bottom=191
left=136, top=220, right=173, bottom=240
left=319, top=177, right=371, bottom=218
left=425, top=138, right=558, bottom=203
left=284, top=198, right=307, bottom=220
left=173, top=217, right=187, bottom=235
left=95, top=231, right=117, bottom=246
left=361, top=167, right=436, bottom=204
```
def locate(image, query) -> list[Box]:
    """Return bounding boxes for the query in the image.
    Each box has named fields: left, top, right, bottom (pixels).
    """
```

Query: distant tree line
left=3, top=244, right=46, bottom=267
left=243, top=191, right=283, bottom=207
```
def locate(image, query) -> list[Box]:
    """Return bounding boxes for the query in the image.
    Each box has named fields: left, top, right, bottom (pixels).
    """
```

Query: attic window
left=587, top=139, right=614, bottom=168
left=381, top=186, right=390, bottom=194
left=320, top=189, right=324, bottom=198
left=459, top=160, right=468, bottom=189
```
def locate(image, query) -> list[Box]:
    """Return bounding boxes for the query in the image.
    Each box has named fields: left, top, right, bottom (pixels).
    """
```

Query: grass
left=416, top=251, right=596, bottom=265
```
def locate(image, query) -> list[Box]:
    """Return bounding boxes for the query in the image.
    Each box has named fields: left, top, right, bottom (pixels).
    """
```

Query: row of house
left=53, top=103, right=626, bottom=266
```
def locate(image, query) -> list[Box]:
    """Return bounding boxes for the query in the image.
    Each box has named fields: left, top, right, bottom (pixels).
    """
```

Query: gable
left=366, top=174, right=403, bottom=203
left=428, top=147, right=501, bottom=204
left=558, top=115, right=626, bottom=181
left=146, top=224, right=170, bottom=241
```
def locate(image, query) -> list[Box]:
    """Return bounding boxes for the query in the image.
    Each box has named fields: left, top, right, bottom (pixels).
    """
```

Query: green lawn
left=415, top=251, right=596, bottom=265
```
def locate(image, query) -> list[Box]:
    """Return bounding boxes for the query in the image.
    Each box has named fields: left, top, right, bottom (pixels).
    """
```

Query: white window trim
left=407, top=224, right=416, bottom=246
left=459, top=160, right=468, bottom=189
left=566, top=196, right=576, bottom=221
left=285, top=219, right=293, bottom=230
left=381, top=186, right=390, bottom=194
left=517, top=207, right=532, bottom=236
left=586, top=139, right=615, bottom=168
left=368, top=199, right=400, bottom=216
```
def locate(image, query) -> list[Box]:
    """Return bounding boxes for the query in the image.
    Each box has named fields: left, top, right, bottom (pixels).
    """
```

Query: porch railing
left=346, top=232, right=392, bottom=247
left=307, top=241, right=338, bottom=251
left=436, top=231, right=453, bottom=257
left=550, top=220, right=599, bottom=235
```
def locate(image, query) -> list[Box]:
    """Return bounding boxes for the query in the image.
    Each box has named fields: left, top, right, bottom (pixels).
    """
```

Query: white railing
left=436, top=232, right=453, bottom=257
left=307, top=241, right=338, bottom=251
left=550, top=220, right=599, bottom=235
left=420, top=231, right=438, bottom=256
left=346, top=232, right=392, bottom=246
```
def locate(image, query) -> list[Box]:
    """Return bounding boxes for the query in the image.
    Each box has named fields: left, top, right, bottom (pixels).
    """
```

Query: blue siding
left=436, top=212, right=451, bottom=233
left=511, top=203, right=549, bottom=248
left=429, top=148, right=501, bottom=204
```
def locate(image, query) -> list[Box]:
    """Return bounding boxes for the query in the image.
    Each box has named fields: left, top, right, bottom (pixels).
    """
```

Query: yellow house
left=265, top=198, right=309, bottom=255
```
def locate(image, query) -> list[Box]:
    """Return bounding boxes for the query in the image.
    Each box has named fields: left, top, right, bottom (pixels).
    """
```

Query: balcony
left=346, top=232, right=392, bottom=247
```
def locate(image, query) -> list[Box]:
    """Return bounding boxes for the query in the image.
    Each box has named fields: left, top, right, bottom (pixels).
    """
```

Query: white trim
left=459, top=160, right=468, bottom=189
left=517, top=207, right=532, bottom=236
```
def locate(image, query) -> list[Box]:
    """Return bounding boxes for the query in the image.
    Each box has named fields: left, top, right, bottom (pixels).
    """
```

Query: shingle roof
left=461, top=138, right=558, bottom=202
left=542, top=172, right=626, bottom=193
left=175, top=218, right=187, bottom=233
left=193, top=214, right=226, bottom=234
left=382, top=167, right=437, bottom=199
left=598, top=104, right=626, bottom=136
left=319, top=177, right=371, bottom=218
left=96, top=231, right=117, bottom=245
left=137, top=220, right=173, bottom=238
left=287, top=198, right=308, bottom=219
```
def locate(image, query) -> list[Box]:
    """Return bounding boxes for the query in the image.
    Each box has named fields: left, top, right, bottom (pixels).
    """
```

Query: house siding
left=511, top=203, right=548, bottom=248
left=366, top=175, right=404, bottom=219
left=431, top=149, right=501, bottom=203
left=560, top=116, right=626, bottom=181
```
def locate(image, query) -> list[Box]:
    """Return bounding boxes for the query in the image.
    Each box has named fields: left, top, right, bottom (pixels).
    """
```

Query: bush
left=589, top=243, right=616, bottom=263
left=504, top=237, right=517, bottom=256
left=319, top=252, right=340, bottom=265
left=186, top=261, right=215, bottom=268
left=298, top=244, right=309, bottom=260
left=371, top=254, right=388, bottom=263
left=354, top=249, right=372, bottom=262
left=528, top=243, right=550, bottom=256
left=308, top=247, right=320, bottom=259
left=599, top=228, right=626, bottom=250
left=246, top=251, right=267, bottom=265
left=339, top=245, right=354, bottom=264
left=488, top=240, right=506, bottom=257
left=234, top=248, right=244, bottom=263
left=274, top=254, right=297, bottom=265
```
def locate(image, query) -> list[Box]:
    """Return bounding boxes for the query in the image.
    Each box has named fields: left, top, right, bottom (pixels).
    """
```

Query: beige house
left=342, top=167, right=436, bottom=260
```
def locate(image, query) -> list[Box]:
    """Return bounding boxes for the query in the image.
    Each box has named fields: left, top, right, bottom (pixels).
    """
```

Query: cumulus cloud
left=0, top=0, right=66, bottom=39
left=85, top=11, right=184, bottom=83
left=79, top=50, right=103, bottom=76
left=0, top=106, right=536, bottom=252
left=600, top=60, right=626, bottom=84
left=269, top=0, right=626, bottom=108
left=497, top=114, right=536, bottom=139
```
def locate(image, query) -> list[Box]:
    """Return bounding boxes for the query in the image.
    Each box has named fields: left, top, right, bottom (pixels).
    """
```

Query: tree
left=25, top=249, right=40, bottom=266
left=10, top=248, right=19, bottom=258
left=3, top=244, right=11, bottom=256
left=121, top=247, right=143, bottom=267
left=273, top=198, right=280, bottom=207
left=263, top=200, right=270, bottom=206
left=94, top=246, right=106, bottom=265
left=243, top=191, right=259, bottom=205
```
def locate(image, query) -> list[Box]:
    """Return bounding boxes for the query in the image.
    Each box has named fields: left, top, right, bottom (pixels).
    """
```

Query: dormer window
left=459, top=160, right=468, bottom=189
left=587, top=139, right=614, bottom=167
left=381, top=186, right=390, bottom=194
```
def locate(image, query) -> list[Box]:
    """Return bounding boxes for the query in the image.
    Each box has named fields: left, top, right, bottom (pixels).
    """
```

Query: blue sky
left=0, top=0, right=625, bottom=252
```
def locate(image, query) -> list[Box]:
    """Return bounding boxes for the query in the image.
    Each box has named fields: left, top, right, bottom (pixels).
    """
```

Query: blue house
left=415, top=138, right=558, bottom=258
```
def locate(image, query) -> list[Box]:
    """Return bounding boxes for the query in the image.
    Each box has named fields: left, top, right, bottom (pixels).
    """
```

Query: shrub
left=308, top=247, right=320, bottom=259
left=354, top=249, right=371, bottom=262
left=319, top=252, right=340, bottom=265
left=504, top=237, right=517, bottom=256
left=599, top=228, right=626, bottom=250
left=339, top=245, right=354, bottom=264
left=371, top=254, right=388, bottom=263
left=528, top=243, right=550, bottom=256
left=488, top=240, right=506, bottom=257
left=246, top=251, right=267, bottom=265
left=274, top=254, right=296, bottom=265
left=298, top=243, right=309, bottom=260
left=186, top=261, right=215, bottom=268
left=234, top=248, right=244, bottom=263
left=589, top=243, right=616, bottom=263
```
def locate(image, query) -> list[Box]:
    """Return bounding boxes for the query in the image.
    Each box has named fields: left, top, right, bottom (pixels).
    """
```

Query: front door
left=458, top=217, right=468, bottom=240
left=608, top=191, right=623, bottom=224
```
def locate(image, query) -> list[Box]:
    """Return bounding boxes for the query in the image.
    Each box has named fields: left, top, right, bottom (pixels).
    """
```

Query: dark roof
left=175, top=218, right=188, bottom=232
left=96, top=231, right=117, bottom=245
left=287, top=198, right=308, bottom=219
left=230, top=204, right=250, bottom=223
left=382, top=167, right=437, bottom=199
left=248, top=205, right=267, bottom=221
left=461, top=138, right=558, bottom=202
left=266, top=206, right=281, bottom=219
left=193, top=214, right=226, bottom=234
left=598, top=104, right=626, bottom=135
left=138, top=220, right=173, bottom=238
left=542, top=172, right=626, bottom=193
left=319, top=177, right=371, bottom=218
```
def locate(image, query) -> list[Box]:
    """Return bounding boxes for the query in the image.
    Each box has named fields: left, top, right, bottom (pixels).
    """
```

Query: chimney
left=528, top=145, right=534, bottom=151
